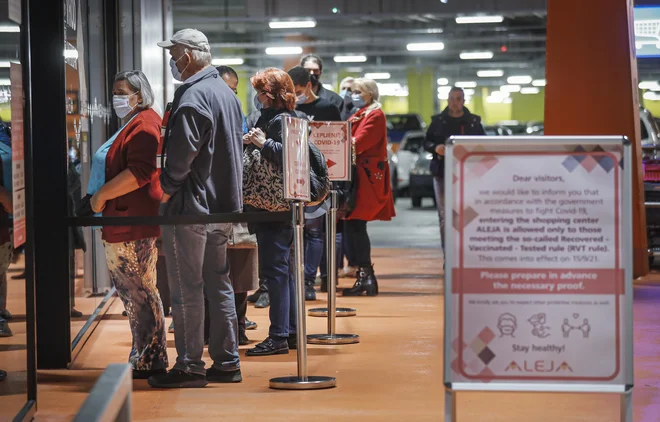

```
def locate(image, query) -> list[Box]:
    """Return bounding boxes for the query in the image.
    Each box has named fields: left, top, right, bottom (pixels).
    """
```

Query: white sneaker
left=339, top=265, right=358, bottom=278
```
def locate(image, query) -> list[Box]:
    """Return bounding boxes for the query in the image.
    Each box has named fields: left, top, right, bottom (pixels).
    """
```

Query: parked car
left=408, top=152, right=435, bottom=208
left=386, top=113, right=426, bottom=146
left=484, top=125, right=513, bottom=136
left=391, top=131, right=426, bottom=197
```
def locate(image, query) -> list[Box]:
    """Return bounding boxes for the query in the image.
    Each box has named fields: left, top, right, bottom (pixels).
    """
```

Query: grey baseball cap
left=157, top=29, right=210, bottom=52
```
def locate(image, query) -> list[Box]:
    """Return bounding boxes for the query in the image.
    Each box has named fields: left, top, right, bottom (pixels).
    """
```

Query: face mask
left=351, top=93, right=366, bottom=109
left=113, top=93, right=137, bottom=119
left=310, top=73, right=320, bottom=87
left=170, top=53, right=189, bottom=81
left=339, top=89, right=349, bottom=99
left=253, top=94, right=262, bottom=111
left=296, top=94, right=308, bottom=105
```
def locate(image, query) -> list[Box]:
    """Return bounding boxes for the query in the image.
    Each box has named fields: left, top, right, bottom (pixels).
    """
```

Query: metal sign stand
left=308, top=191, right=360, bottom=345
left=269, top=202, right=337, bottom=390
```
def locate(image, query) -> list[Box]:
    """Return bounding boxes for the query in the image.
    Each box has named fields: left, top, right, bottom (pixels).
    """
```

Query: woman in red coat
left=343, top=78, right=396, bottom=297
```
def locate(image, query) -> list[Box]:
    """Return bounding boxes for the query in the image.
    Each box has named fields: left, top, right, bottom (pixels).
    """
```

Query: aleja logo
left=505, top=360, right=574, bottom=373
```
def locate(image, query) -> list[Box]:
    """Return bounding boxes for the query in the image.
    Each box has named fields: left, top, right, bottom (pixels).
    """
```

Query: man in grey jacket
left=149, top=29, right=244, bottom=389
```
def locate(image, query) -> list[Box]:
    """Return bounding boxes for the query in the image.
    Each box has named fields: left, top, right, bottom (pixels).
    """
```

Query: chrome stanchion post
left=269, top=202, right=336, bottom=390
left=307, top=192, right=360, bottom=345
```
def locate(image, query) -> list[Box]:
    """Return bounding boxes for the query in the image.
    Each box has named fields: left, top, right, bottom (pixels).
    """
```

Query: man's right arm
left=424, top=118, right=443, bottom=154
left=160, top=105, right=211, bottom=197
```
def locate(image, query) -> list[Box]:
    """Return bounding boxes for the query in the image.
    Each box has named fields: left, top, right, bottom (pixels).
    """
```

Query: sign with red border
left=308, top=121, right=351, bottom=182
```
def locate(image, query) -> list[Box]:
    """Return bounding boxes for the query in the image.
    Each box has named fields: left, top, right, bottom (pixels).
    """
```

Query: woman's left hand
left=91, top=191, right=107, bottom=213
left=248, top=128, right=266, bottom=149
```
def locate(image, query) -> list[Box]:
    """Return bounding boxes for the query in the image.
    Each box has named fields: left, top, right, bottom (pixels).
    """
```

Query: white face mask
left=113, top=93, right=137, bottom=119
left=170, top=53, right=189, bottom=81
left=296, top=94, right=308, bottom=105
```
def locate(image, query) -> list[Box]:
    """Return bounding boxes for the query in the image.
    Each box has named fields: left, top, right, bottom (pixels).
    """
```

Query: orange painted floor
left=28, top=248, right=660, bottom=422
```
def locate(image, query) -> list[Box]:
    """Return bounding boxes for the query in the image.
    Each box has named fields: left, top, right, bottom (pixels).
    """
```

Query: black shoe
left=287, top=334, right=297, bottom=350
left=320, top=276, right=339, bottom=293
left=343, top=265, right=379, bottom=297
left=245, top=337, right=289, bottom=356
left=133, top=368, right=167, bottom=380
left=0, top=320, right=12, bottom=337
left=0, top=370, right=6, bottom=381
left=255, top=292, right=270, bottom=308
left=247, top=288, right=266, bottom=303
left=239, top=330, right=250, bottom=346
left=245, top=319, right=257, bottom=330
left=0, top=309, right=12, bottom=320
left=305, top=283, right=317, bottom=301
left=148, top=369, right=208, bottom=389
left=70, top=308, right=83, bottom=318
left=206, top=367, right=242, bottom=383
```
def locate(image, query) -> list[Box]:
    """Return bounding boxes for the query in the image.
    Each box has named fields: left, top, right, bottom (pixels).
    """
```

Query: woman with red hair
left=243, top=68, right=301, bottom=357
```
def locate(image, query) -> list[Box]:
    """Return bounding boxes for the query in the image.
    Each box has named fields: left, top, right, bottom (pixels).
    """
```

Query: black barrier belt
left=67, top=211, right=291, bottom=227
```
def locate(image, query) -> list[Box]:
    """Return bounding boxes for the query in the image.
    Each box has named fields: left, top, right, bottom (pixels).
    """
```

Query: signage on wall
left=10, top=64, right=25, bottom=248
left=282, top=116, right=310, bottom=202
left=308, top=121, right=352, bottom=182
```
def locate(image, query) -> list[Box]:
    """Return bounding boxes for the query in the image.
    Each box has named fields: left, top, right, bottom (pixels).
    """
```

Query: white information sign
left=445, top=137, right=631, bottom=392
left=282, top=116, right=310, bottom=202
left=309, top=121, right=352, bottom=181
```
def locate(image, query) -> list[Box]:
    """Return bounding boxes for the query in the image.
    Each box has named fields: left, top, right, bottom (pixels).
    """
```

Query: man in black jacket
left=301, top=54, right=345, bottom=117
left=424, top=87, right=485, bottom=261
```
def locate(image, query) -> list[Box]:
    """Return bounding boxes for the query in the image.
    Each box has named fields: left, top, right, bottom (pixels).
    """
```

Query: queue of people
left=78, top=27, right=395, bottom=388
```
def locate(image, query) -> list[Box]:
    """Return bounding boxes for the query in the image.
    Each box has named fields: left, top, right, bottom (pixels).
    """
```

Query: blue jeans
left=255, top=222, right=295, bottom=339
left=161, top=223, right=239, bottom=375
left=304, top=216, right=324, bottom=283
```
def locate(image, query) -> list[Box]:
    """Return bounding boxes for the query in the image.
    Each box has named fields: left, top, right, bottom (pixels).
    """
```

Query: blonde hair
left=353, top=78, right=379, bottom=102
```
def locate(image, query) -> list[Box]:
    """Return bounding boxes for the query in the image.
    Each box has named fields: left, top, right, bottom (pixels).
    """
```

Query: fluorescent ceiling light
left=455, top=81, right=477, bottom=88
left=0, top=61, right=13, bottom=68
left=437, top=78, right=449, bottom=86
left=406, top=42, right=445, bottom=52
left=438, top=92, right=449, bottom=100
left=456, top=15, right=504, bottom=24
left=378, top=83, right=409, bottom=97
left=437, top=86, right=452, bottom=93
left=520, top=87, right=540, bottom=94
left=460, top=51, right=493, bottom=60
left=503, top=97, right=513, bottom=104
left=490, top=90, right=510, bottom=98
left=211, top=58, right=244, bottom=66
left=0, top=79, right=10, bottom=86
left=501, top=84, right=521, bottom=92
left=532, top=79, right=546, bottom=87
left=333, top=55, right=367, bottom=63
left=0, top=25, right=19, bottom=33
left=265, top=46, right=303, bottom=55
left=269, top=20, right=316, bottom=29
left=464, top=88, right=476, bottom=96
left=426, top=28, right=444, bottom=34
left=643, top=92, right=660, bottom=101
left=507, top=75, right=533, bottom=84
left=365, top=72, right=391, bottom=80
left=486, top=96, right=503, bottom=103
left=639, top=81, right=660, bottom=90
left=477, top=70, right=503, bottom=78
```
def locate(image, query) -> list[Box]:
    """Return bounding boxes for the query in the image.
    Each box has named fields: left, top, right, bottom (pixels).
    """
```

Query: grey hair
left=340, top=76, right=355, bottom=87
left=185, top=47, right=212, bottom=67
left=114, top=70, right=155, bottom=110
left=353, top=78, right=379, bottom=102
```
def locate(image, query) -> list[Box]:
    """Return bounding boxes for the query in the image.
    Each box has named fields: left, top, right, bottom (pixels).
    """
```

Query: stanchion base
left=308, top=307, right=357, bottom=317
left=307, top=333, right=360, bottom=345
left=269, top=376, right=337, bottom=390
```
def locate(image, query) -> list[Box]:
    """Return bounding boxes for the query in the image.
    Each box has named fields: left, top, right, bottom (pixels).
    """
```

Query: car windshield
left=403, top=135, right=424, bottom=152
left=387, top=115, right=422, bottom=131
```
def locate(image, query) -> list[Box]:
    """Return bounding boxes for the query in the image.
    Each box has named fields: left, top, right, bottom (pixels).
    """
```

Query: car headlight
left=411, top=167, right=431, bottom=176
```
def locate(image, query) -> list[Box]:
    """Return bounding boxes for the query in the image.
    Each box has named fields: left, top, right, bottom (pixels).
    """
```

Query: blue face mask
left=253, top=94, right=263, bottom=111
left=351, top=93, right=366, bottom=109
left=339, top=89, right=350, bottom=99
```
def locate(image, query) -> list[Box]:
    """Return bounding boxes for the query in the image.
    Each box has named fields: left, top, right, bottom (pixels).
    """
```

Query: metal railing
left=73, top=364, right=132, bottom=422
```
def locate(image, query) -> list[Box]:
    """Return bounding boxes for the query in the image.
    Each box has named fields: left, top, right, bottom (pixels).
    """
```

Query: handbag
left=228, top=222, right=257, bottom=249
left=242, top=144, right=290, bottom=212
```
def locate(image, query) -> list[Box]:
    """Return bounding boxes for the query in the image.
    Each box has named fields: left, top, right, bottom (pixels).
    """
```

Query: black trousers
left=344, top=219, right=371, bottom=267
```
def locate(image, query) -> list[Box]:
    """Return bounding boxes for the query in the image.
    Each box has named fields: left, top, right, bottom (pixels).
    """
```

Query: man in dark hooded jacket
left=424, top=87, right=485, bottom=261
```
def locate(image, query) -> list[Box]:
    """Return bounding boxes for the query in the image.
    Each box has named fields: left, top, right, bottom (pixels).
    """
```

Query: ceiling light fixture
left=269, top=20, right=316, bottom=29
left=644, top=91, right=660, bottom=101
left=532, top=79, right=547, bottom=87
left=501, top=84, right=521, bottom=92
left=333, top=55, right=367, bottom=63
left=365, top=72, right=391, bottom=80
left=0, top=25, right=19, bottom=33
left=490, top=90, right=510, bottom=98
left=503, top=98, right=513, bottom=104
left=486, top=96, right=504, bottom=103
left=437, top=78, right=449, bottom=86
left=456, top=15, right=504, bottom=24
left=520, top=87, right=540, bottom=94
left=507, top=75, right=533, bottom=84
left=464, top=88, right=476, bottom=96
left=460, top=51, right=494, bottom=60
left=212, top=58, right=244, bottom=66
left=455, top=81, right=477, bottom=88
left=406, top=42, right=445, bottom=51
left=639, top=81, right=660, bottom=90
left=477, top=70, right=504, bottom=78
left=265, top=46, right=303, bottom=55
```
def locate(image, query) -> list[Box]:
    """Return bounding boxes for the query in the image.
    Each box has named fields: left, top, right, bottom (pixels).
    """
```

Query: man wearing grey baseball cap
left=150, top=28, right=244, bottom=389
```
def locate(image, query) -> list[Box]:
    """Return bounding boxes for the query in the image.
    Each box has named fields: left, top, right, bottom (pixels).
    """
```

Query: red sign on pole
left=309, top=121, right=352, bottom=182
left=10, top=63, right=25, bottom=248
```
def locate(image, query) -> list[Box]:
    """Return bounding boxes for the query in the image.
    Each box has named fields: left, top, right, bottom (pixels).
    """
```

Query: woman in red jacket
left=89, top=70, right=168, bottom=378
left=343, top=78, right=396, bottom=297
